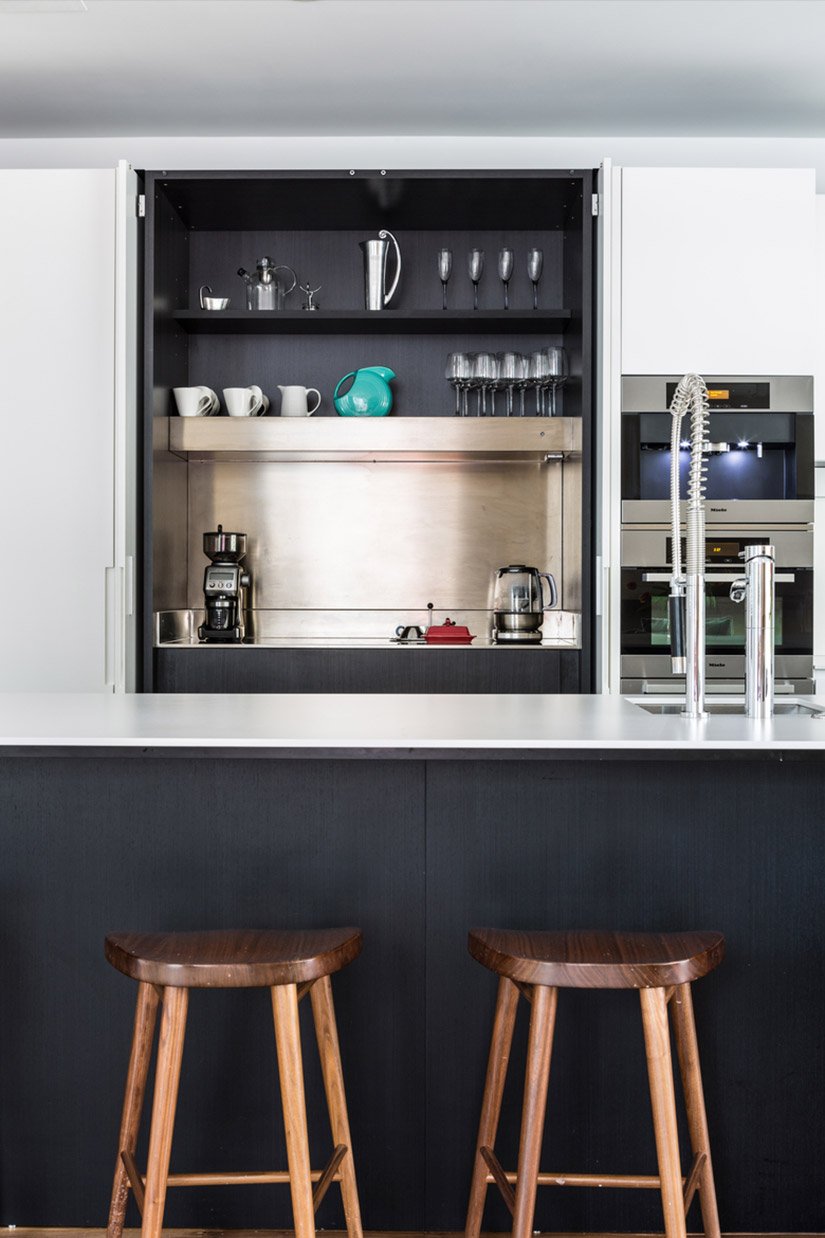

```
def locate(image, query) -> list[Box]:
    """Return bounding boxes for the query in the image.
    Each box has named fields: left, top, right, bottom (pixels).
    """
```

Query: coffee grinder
left=198, top=525, right=251, bottom=643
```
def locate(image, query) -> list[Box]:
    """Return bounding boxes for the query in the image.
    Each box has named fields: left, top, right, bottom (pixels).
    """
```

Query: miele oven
left=620, top=528, right=814, bottom=695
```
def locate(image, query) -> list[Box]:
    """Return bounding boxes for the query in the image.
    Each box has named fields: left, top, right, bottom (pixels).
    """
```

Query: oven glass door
left=620, top=569, right=813, bottom=655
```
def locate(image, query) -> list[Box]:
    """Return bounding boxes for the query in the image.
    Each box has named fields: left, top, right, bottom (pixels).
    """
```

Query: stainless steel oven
left=621, top=374, right=814, bottom=525
left=620, top=527, right=814, bottom=694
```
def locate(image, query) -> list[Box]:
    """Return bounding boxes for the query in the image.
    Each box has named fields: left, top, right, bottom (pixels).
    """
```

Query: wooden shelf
left=172, top=309, right=572, bottom=335
left=166, top=415, right=582, bottom=462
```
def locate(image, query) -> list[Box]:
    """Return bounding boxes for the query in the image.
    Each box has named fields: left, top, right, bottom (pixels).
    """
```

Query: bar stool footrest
left=312, top=1143, right=348, bottom=1210
left=482, top=1158, right=705, bottom=1192
left=119, top=1145, right=348, bottom=1208
left=120, top=1151, right=145, bottom=1216
left=683, top=1151, right=706, bottom=1210
left=480, top=1146, right=515, bottom=1215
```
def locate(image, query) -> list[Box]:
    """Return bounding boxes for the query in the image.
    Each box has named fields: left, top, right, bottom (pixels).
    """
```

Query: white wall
left=4, top=135, right=825, bottom=184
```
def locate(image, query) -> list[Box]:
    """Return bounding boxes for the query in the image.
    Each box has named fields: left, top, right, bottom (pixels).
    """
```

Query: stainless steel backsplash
left=165, top=458, right=581, bottom=614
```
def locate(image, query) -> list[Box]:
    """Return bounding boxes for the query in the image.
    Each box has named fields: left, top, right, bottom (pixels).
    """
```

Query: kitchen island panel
left=1, top=710, right=825, bottom=1230
left=425, top=758, right=825, bottom=1232
left=0, top=756, right=426, bottom=1230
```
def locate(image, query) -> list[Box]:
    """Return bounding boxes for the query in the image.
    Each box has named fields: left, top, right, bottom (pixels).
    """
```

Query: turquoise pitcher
left=333, top=366, right=395, bottom=417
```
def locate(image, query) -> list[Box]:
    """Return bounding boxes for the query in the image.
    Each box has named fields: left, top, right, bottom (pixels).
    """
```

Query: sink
left=632, top=700, right=825, bottom=718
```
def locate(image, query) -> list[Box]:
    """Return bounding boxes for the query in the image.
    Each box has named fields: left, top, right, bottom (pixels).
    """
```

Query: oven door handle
left=641, top=571, right=796, bottom=583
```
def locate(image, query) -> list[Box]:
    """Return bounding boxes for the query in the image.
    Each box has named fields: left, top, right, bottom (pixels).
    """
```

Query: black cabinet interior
left=146, top=170, right=591, bottom=420
left=143, top=169, right=596, bottom=692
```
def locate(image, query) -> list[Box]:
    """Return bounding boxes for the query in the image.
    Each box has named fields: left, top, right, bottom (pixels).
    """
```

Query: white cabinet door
left=0, top=169, right=120, bottom=691
left=621, top=167, right=816, bottom=376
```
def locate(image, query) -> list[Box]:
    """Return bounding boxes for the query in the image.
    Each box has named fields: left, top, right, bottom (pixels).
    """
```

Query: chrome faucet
left=730, top=545, right=776, bottom=718
left=667, top=374, right=711, bottom=719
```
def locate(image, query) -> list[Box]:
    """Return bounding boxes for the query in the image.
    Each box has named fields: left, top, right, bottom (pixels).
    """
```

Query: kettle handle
left=273, top=264, right=297, bottom=295
left=379, top=230, right=401, bottom=306
left=334, top=371, right=357, bottom=401
left=539, top=572, right=558, bottom=610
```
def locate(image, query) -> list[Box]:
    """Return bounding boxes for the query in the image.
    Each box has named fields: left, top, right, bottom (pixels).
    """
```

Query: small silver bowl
left=199, top=284, right=230, bottom=312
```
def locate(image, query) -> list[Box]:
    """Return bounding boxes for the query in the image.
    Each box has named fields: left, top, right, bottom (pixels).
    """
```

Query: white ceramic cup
left=279, top=385, right=322, bottom=417
left=223, top=385, right=266, bottom=417
left=173, top=385, right=219, bottom=417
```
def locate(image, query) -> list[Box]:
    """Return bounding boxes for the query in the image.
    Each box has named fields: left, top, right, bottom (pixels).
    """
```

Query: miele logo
left=708, top=662, right=728, bottom=668
left=709, top=507, right=729, bottom=513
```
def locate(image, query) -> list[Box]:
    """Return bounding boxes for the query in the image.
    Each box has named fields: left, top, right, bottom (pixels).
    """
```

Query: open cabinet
left=143, top=169, right=597, bottom=692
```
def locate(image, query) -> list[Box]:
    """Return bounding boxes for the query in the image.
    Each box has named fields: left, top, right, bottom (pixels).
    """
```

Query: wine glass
left=515, top=355, right=531, bottom=416
left=438, top=248, right=452, bottom=311
left=468, top=248, right=485, bottom=311
left=496, top=351, right=524, bottom=417
left=527, top=247, right=543, bottom=311
left=445, top=351, right=472, bottom=416
left=527, top=350, right=550, bottom=415
left=543, top=345, right=568, bottom=416
left=498, top=247, right=514, bottom=310
left=473, top=352, right=497, bottom=416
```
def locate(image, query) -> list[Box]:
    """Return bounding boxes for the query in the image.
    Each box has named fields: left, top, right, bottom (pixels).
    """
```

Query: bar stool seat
left=465, top=927, right=724, bottom=1238
left=105, top=927, right=362, bottom=987
left=106, top=927, right=364, bottom=1238
left=469, top=927, right=725, bottom=988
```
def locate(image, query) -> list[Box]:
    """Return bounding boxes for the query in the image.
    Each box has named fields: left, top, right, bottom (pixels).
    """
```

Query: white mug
left=223, top=385, right=266, bottom=417
left=278, top=385, right=322, bottom=417
left=174, top=385, right=218, bottom=417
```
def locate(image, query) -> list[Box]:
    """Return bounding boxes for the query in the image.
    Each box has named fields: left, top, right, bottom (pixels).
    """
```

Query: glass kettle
left=492, top=564, right=558, bottom=642
left=237, top=256, right=297, bottom=311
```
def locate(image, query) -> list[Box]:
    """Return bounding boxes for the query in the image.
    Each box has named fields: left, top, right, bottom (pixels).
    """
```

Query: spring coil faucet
left=668, top=373, right=711, bottom=718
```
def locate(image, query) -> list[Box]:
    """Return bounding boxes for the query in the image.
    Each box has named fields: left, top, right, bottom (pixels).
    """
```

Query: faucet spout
left=731, top=545, right=776, bottom=718
left=668, top=374, right=711, bottom=719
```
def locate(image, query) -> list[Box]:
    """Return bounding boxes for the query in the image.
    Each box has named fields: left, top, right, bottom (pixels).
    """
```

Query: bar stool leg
left=141, top=986, right=189, bottom=1238
left=310, top=974, right=364, bottom=1238
left=465, top=976, right=520, bottom=1238
left=272, top=982, right=316, bottom=1238
left=640, top=986, right=687, bottom=1238
left=511, top=984, right=558, bottom=1238
left=671, top=982, right=721, bottom=1238
left=107, top=982, right=160, bottom=1238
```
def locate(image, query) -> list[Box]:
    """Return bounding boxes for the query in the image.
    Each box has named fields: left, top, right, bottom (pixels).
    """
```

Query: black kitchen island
left=0, top=693, right=822, bottom=1233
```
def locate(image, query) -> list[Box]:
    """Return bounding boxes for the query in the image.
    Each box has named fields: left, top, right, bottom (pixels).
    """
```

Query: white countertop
left=1, top=692, right=825, bottom=751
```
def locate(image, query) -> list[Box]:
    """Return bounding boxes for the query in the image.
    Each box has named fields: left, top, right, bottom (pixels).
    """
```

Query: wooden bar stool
left=465, top=928, right=725, bottom=1238
left=105, top=927, right=364, bottom=1238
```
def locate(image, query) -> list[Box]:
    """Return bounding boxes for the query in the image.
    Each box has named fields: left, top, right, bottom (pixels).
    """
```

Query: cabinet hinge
left=137, top=194, right=145, bottom=218
left=591, top=192, right=600, bottom=217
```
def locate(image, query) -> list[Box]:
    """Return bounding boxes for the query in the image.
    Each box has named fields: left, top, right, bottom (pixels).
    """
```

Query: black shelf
left=173, top=309, right=572, bottom=335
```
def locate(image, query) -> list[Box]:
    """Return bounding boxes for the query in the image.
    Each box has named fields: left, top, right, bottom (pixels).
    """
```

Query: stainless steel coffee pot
left=492, top=564, right=558, bottom=643
left=359, top=230, right=401, bottom=310
left=237, top=256, right=297, bottom=311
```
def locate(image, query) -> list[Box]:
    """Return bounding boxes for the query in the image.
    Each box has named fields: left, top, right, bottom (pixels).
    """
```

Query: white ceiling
left=2, top=0, right=825, bottom=138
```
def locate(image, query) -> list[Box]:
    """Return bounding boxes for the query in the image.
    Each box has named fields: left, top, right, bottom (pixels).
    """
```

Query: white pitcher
left=278, top=385, right=322, bottom=417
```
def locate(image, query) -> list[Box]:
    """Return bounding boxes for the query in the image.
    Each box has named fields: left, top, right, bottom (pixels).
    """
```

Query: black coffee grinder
left=198, top=525, right=251, bottom=643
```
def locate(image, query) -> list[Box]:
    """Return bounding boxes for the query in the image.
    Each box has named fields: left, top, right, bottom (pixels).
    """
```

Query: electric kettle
left=492, top=564, right=558, bottom=643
